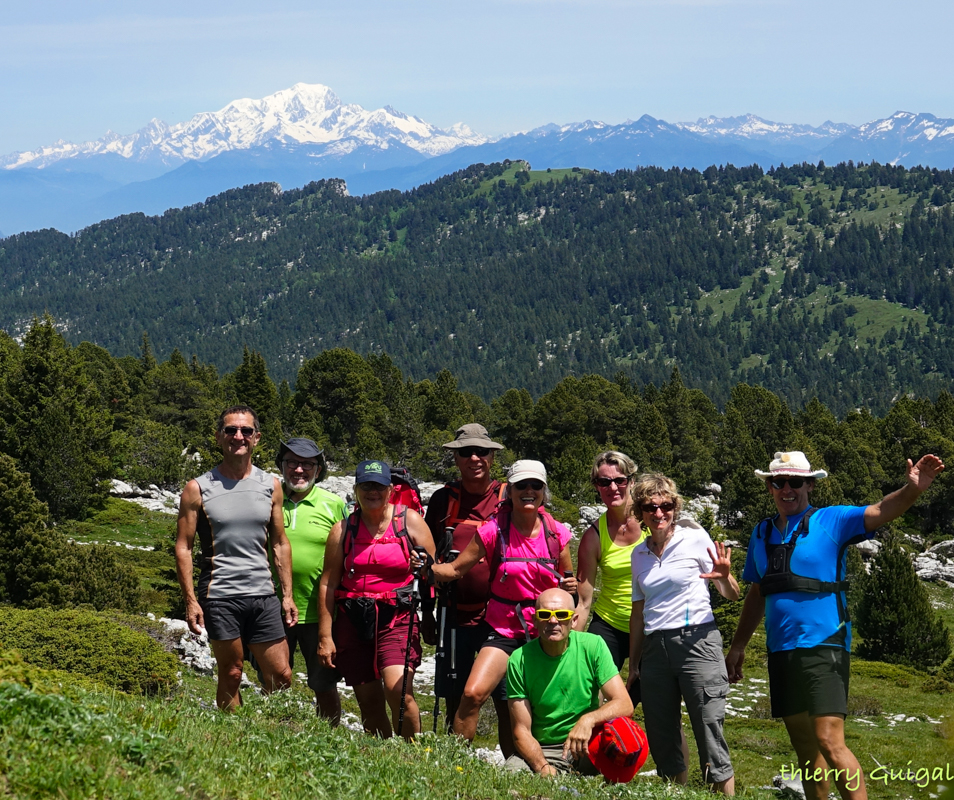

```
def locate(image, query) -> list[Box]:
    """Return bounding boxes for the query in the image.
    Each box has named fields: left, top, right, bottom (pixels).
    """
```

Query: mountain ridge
left=5, top=82, right=954, bottom=236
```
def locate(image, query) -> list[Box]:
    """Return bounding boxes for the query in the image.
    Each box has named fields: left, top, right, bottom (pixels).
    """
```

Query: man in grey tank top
left=175, top=405, right=298, bottom=711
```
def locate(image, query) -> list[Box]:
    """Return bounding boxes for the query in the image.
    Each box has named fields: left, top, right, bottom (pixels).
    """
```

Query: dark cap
left=355, top=460, right=391, bottom=486
left=443, top=423, right=503, bottom=450
left=276, top=438, right=327, bottom=482
left=275, top=438, right=323, bottom=467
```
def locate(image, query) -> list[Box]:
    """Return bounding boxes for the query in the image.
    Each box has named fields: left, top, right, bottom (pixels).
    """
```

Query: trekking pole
left=398, top=546, right=427, bottom=738
left=433, top=582, right=448, bottom=733
left=446, top=549, right=459, bottom=726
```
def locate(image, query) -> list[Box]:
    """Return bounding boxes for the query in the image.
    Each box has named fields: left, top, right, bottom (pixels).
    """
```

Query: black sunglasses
left=595, top=476, right=629, bottom=488
left=770, top=477, right=806, bottom=490
left=222, top=425, right=256, bottom=437
left=640, top=501, right=675, bottom=514
left=457, top=446, right=492, bottom=458
left=513, top=480, right=545, bottom=491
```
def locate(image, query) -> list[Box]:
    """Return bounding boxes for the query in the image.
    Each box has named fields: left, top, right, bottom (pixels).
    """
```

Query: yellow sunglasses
left=534, top=608, right=574, bottom=622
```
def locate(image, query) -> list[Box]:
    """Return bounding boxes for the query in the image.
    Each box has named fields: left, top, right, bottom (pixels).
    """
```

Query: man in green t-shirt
left=506, top=588, right=634, bottom=776
left=273, top=438, right=346, bottom=722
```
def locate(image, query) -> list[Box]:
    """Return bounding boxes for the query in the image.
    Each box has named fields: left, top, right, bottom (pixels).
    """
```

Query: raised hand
left=700, top=541, right=732, bottom=581
left=908, top=454, right=945, bottom=492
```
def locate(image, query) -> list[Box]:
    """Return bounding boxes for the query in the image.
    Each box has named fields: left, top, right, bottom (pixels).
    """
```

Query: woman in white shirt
left=626, top=473, right=739, bottom=795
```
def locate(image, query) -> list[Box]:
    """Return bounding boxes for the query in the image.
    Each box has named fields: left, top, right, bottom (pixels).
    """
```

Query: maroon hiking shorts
left=333, top=606, right=421, bottom=686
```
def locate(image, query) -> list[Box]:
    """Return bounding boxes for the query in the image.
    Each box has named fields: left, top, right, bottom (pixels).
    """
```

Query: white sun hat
left=754, top=451, right=828, bottom=479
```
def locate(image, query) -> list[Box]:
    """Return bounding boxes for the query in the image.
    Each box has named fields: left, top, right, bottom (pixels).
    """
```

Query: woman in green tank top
left=573, top=452, right=645, bottom=687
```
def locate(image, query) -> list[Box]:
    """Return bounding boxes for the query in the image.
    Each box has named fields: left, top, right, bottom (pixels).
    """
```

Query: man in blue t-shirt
left=726, top=450, right=944, bottom=800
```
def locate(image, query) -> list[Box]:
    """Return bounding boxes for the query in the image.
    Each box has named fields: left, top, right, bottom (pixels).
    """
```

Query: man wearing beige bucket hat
left=726, top=450, right=944, bottom=800
left=423, top=424, right=512, bottom=750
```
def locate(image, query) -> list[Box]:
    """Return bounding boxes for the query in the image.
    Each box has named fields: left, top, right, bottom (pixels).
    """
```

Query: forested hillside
left=1, top=320, right=952, bottom=549
left=2, top=160, right=954, bottom=412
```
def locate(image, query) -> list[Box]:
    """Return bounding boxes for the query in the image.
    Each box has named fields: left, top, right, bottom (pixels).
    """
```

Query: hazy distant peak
left=854, top=111, right=954, bottom=144
left=678, top=114, right=854, bottom=142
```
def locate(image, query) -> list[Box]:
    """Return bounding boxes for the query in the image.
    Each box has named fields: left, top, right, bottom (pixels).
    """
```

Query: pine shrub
left=855, top=532, right=952, bottom=670
left=0, top=648, right=106, bottom=694
left=0, top=454, right=144, bottom=612
left=0, top=607, right=179, bottom=695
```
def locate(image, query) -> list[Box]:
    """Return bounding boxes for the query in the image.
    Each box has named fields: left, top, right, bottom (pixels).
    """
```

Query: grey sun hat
left=443, top=423, right=504, bottom=450
left=276, top=438, right=327, bottom=482
left=754, top=451, right=828, bottom=480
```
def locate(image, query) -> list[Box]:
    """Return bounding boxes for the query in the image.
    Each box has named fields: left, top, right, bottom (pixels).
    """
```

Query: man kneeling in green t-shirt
left=505, top=588, right=635, bottom=776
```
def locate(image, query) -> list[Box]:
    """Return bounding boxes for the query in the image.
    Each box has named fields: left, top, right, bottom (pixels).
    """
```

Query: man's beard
left=286, top=477, right=316, bottom=495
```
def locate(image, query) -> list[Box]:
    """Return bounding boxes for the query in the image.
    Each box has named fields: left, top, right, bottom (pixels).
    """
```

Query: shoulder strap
left=343, top=505, right=410, bottom=574
left=795, top=507, right=816, bottom=536
left=490, top=499, right=512, bottom=578
left=343, top=508, right=361, bottom=577
left=392, top=504, right=410, bottom=557
left=491, top=505, right=563, bottom=582
left=444, top=481, right=462, bottom=528
left=538, top=509, right=562, bottom=564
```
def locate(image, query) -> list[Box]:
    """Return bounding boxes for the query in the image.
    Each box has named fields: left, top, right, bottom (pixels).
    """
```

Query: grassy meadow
left=1, top=498, right=951, bottom=798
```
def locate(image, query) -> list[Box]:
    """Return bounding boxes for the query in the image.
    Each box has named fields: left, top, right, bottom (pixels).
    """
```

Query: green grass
left=0, top=676, right=720, bottom=800
left=60, top=498, right=180, bottom=616
left=30, top=498, right=951, bottom=798
left=474, top=162, right=588, bottom=196
left=62, top=497, right=175, bottom=549
left=1, top=633, right=949, bottom=800
left=927, top=583, right=954, bottom=636
left=525, top=167, right=590, bottom=188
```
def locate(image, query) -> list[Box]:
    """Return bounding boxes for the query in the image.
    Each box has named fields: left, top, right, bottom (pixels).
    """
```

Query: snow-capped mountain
left=0, top=83, right=488, bottom=171
left=5, top=90, right=954, bottom=238
left=678, top=114, right=855, bottom=146
left=854, top=111, right=954, bottom=144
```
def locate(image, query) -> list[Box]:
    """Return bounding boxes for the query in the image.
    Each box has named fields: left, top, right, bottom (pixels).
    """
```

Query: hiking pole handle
left=412, top=546, right=430, bottom=586
left=563, top=570, right=579, bottom=606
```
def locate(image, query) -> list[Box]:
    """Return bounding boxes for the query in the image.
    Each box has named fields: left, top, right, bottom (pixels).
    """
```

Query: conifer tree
left=855, top=532, right=951, bottom=670
left=6, top=317, right=113, bottom=520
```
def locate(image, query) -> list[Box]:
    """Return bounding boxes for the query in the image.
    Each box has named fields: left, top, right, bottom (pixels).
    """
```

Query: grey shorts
left=254, top=622, right=340, bottom=694
left=503, top=743, right=598, bottom=776
left=640, top=622, right=733, bottom=783
left=201, top=594, right=285, bottom=644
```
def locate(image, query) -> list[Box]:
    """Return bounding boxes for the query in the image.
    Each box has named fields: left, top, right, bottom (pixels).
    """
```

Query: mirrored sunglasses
left=534, top=608, right=574, bottom=622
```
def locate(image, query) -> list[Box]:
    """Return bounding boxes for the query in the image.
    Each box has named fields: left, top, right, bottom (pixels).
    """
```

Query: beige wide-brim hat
left=443, top=423, right=504, bottom=450
left=754, top=451, right=828, bottom=479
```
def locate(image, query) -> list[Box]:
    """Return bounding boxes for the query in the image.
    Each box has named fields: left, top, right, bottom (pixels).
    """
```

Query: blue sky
left=2, top=0, right=953, bottom=155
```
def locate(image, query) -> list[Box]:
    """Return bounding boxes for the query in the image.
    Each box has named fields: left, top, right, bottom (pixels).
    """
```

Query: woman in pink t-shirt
left=419, top=460, right=577, bottom=746
left=319, top=460, right=435, bottom=740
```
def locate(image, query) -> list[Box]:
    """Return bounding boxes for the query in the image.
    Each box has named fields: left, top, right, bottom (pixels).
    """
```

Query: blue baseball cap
left=355, top=460, right=391, bottom=486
